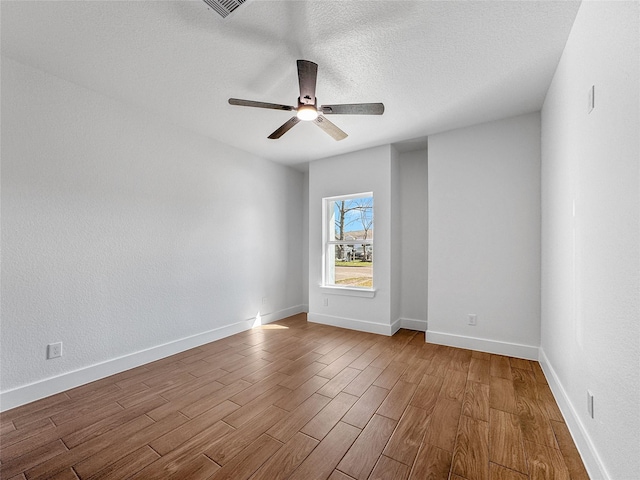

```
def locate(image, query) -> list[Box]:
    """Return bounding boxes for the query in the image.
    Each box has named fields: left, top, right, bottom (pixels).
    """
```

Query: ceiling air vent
left=202, top=0, right=247, bottom=19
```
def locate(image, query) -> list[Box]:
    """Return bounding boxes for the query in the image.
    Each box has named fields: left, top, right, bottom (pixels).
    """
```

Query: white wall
left=540, top=1, right=640, bottom=478
left=0, top=57, right=305, bottom=410
left=390, top=146, right=402, bottom=327
left=302, top=171, right=309, bottom=310
left=427, top=113, right=541, bottom=359
left=307, top=145, right=396, bottom=334
left=398, top=149, right=428, bottom=329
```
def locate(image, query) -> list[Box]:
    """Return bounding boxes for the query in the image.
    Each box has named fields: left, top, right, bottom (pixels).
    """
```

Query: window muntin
left=323, top=193, right=373, bottom=289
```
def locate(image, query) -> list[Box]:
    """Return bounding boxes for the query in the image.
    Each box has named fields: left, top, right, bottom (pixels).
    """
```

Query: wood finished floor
left=1, top=314, right=589, bottom=480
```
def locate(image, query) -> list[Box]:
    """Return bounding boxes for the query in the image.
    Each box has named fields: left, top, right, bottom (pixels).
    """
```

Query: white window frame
left=321, top=192, right=375, bottom=296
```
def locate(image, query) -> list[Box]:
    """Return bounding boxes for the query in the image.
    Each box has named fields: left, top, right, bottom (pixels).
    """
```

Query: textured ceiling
left=1, top=1, right=580, bottom=168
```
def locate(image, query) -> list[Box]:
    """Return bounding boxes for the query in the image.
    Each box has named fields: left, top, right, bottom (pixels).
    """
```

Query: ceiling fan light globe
left=296, top=106, right=318, bottom=121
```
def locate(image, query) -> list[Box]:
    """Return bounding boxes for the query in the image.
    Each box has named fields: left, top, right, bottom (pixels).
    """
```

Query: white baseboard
left=0, top=305, right=306, bottom=412
left=538, top=348, right=609, bottom=480
left=308, top=315, right=426, bottom=337
left=390, top=318, right=401, bottom=335
left=399, top=318, right=427, bottom=332
left=426, top=330, right=539, bottom=360
left=259, top=305, right=307, bottom=325
left=308, top=313, right=394, bottom=336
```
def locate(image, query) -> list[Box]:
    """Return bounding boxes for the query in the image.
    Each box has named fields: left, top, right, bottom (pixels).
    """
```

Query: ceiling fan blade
left=320, top=103, right=385, bottom=115
left=313, top=116, right=347, bottom=141
left=229, top=98, right=294, bottom=111
left=297, top=60, right=318, bottom=105
left=268, top=116, right=301, bottom=139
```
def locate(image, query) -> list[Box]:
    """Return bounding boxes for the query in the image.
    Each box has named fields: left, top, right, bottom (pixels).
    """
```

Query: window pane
left=333, top=198, right=374, bottom=244
left=333, top=245, right=373, bottom=287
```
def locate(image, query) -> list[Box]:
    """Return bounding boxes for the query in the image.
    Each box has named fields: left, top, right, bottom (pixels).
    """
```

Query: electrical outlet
left=587, top=390, right=594, bottom=418
left=468, top=314, right=477, bottom=326
left=323, top=297, right=329, bottom=307
left=262, top=296, right=268, bottom=306
left=47, top=342, right=62, bottom=359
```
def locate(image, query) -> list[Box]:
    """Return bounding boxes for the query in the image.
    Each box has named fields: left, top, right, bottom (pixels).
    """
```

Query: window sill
left=320, top=286, right=376, bottom=298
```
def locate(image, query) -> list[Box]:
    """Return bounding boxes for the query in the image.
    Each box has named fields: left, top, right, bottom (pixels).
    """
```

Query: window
left=323, top=193, right=374, bottom=289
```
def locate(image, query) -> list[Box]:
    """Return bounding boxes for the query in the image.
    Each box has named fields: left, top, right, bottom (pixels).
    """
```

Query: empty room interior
left=1, top=1, right=638, bottom=479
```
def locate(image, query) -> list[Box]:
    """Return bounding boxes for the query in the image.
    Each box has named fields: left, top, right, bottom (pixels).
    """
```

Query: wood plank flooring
left=0, top=314, right=589, bottom=480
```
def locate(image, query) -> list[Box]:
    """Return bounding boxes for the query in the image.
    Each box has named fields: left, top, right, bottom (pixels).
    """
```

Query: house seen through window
left=324, top=193, right=373, bottom=289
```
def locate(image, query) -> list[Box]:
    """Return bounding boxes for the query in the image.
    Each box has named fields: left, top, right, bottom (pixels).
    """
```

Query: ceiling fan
left=228, top=60, right=384, bottom=141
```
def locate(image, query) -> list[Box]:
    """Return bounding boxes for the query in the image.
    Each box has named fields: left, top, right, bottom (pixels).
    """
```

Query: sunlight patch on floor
left=252, top=312, right=289, bottom=329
